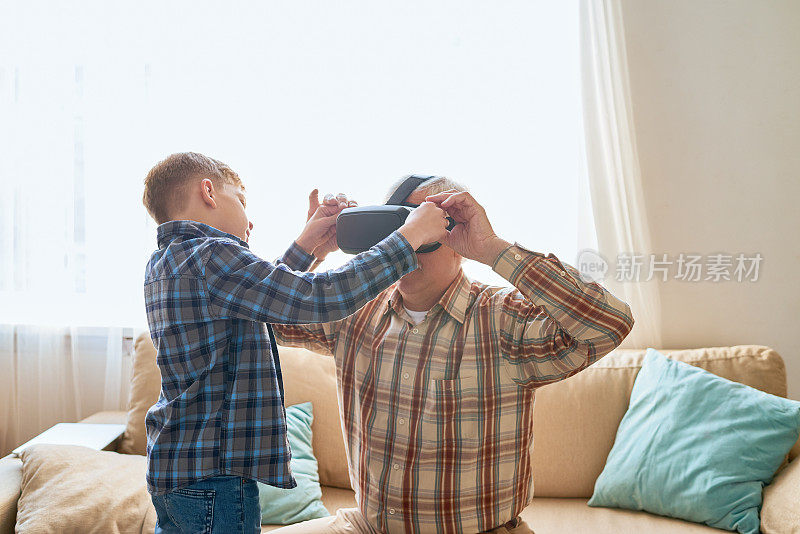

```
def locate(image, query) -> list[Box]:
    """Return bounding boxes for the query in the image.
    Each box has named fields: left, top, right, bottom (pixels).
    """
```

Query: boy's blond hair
left=143, top=152, right=244, bottom=224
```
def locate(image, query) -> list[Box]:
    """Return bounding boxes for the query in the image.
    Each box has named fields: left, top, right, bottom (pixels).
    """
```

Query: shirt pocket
left=418, top=374, right=482, bottom=460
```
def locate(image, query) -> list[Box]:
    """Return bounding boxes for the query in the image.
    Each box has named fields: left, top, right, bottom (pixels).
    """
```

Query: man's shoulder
left=464, top=275, right=526, bottom=312
left=463, top=273, right=512, bottom=298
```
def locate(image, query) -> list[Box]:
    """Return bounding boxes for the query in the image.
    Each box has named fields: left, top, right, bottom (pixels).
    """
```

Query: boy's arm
left=203, top=231, right=418, bottom=325
left=274, top=241, right=318, bottom=272
left=272, top=240, right=337, bottom=355
left=492, top=244, right=635, bottom=388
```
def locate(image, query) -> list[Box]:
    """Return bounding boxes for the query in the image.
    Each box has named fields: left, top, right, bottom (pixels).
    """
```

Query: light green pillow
left=258, top=402, right=330, bottom=524
left=588, top=348, right=800, bottom=534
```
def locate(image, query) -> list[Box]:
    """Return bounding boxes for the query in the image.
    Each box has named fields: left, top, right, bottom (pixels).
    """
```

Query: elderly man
left=271, top=177, right=634, bottom=534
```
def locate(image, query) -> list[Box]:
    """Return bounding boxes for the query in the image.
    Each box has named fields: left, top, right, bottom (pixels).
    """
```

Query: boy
left=141, top=152, right=448, bottom=533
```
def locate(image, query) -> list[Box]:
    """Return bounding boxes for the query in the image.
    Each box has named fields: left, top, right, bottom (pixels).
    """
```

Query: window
left=0, top=1, right=581, bottom=327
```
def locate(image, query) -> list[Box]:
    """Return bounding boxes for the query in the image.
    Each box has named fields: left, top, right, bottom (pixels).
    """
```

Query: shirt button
left=412, top=328, right=419, bottom=334
left=393, top=463, right=400, bottom=470
left=403, top=372, right=410, bottom=380
left=514, top=253, right=522, bottom=260
left=560, top=270, right=567, bottom=276
left=398, top=418, right=405, bottom=425
left=388, top=508, right=396, bottom=515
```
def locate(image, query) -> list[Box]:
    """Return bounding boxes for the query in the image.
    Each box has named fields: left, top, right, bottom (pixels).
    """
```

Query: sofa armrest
left=12, top=422, right=126, bottom=456
left=0, top=457, right=22, bottom=534
left=79, top=411, right=128, bottom=452
left=79, top=410, right=128, bottom=425
left=761, top=456, right=800, bottom=533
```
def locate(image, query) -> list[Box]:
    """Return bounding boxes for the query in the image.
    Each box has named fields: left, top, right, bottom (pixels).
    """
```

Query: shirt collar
left=156, top=220, right=249, bottom=249
left=382, top=268, right=472, bottom=324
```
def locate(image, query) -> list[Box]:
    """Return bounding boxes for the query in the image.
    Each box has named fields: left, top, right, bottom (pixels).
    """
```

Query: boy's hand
left=295, top=189, right=357, bottom=260
left=424, top=190, right=509, bottom=265
left=397, top=201, right=450, bottom=251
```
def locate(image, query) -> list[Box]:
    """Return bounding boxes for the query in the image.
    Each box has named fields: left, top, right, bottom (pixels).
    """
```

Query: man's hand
left=295, top=189, right=356, bottom=260
left=425, top=190, right=509, bottom=266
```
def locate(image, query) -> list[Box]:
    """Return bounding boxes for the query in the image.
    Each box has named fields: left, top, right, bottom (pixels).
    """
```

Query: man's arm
left=271, top=322, right=336, bottom=357
left=491, top=244, right=634, bottom=388
left=424, top=189, right=634, bottom=389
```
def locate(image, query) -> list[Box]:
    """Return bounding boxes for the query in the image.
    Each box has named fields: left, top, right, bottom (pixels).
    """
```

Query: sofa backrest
left=278, top=347, right=351, bottom=489
left=531, top=345, right=789, bottom=498
left=129, top=337, right=797, bottom=496
left=127, top=334, right=352, bottom=489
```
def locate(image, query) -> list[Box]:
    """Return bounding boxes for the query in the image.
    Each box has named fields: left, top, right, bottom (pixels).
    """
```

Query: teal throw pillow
left=258, top=402, right=330, bottom=524
left=588, top=348, right=800, bottom=534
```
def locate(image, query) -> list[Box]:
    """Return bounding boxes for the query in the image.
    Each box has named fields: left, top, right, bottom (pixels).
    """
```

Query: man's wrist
left=477, top=237, right=512, bottom=266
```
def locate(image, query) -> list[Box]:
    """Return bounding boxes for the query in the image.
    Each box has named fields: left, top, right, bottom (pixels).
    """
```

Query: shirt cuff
left=376, top=230, right=419, bottom=275
left=492, top=242, right=571, bottom=287
left=279, top=241, right=317, bottom=271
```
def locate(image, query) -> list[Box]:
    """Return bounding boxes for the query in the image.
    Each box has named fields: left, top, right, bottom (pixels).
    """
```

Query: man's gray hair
left=383, top=175, right=468, bottom=204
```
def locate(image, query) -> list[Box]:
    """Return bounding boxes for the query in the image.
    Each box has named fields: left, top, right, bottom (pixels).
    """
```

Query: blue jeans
left=151, top=475, right=261, bottom=534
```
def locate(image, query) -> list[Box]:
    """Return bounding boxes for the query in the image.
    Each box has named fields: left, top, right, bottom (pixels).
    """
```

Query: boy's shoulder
left=145, top=235, right=253, bottom=281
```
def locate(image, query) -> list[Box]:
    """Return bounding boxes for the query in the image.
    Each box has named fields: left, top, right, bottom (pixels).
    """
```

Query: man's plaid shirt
left=143, top=220, right=417, bottom=496
left=273, top=243, right=634, bottom=533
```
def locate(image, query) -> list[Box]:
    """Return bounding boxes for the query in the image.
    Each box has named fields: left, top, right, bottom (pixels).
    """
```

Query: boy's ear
left=200, top=178, right=218, bottom=209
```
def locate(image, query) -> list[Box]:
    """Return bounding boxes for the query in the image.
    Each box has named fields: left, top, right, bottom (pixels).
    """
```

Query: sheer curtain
left=0, top=326, right=133, bottom=456
left=1, top=0, right=583, bottom=453
left=579, top=0, right=663, bottom=349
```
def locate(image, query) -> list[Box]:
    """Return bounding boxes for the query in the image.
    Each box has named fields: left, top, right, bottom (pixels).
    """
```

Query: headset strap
left=385, top=175, right=436, bottom=206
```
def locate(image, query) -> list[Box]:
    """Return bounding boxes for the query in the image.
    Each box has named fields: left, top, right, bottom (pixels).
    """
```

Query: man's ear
left=199, top=178, right=218, bottom=209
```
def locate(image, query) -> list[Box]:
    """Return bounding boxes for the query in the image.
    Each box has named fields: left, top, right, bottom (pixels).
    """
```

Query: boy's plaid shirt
left=273, top=243, right=634, bottom=533
left=143, top=220, right=417, bottom=496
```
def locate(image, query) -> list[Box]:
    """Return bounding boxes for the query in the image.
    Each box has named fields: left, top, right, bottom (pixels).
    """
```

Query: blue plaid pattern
left=143, top=220, right=417, bottom=495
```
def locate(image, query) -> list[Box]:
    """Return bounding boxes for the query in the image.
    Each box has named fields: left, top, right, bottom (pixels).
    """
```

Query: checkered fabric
left=274, top=243, right=634, bottom=533
left=143, top=219, right=417, bottom=495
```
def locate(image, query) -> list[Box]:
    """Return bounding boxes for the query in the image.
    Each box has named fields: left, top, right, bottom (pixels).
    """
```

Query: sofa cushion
left=761, top=456, right=800, bottom=534
left=16, top=444, right=156, bottom=533
left=260, top=486, right=358, bottom=532
left=278, top=346, right=351, bottom=490
left=531, top=345, right=788, bottom=498
left=117, top=331, right=161, bottom=456
left=0, top=457, right=22, bottom=534
left=587, top=349, right=800, bottom=534
left=259, top=495, right=724, bottom=533
left=522, top=498, right=725, bottom=534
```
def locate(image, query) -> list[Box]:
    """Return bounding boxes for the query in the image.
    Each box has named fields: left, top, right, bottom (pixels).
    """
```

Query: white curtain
left=0, top=326, right=133, bottom=456
left=580, top=0, right=663, bottom=349
left=1, top=1, right=583, bottom=453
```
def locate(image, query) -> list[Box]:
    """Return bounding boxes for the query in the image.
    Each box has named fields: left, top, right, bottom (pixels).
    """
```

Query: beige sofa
left=1, top=334, right=799, bottom=533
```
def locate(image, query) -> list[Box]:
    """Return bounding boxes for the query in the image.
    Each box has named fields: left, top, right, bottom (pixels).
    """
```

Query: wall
left=620, top=0, right=800, bottom=398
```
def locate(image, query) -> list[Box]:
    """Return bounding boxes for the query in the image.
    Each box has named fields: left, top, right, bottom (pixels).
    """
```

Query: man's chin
left=397, top=272, right=426, bottom=293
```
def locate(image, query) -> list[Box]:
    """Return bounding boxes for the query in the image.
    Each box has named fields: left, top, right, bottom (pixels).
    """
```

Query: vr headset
left=336, top=175, right=456, bottom=254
